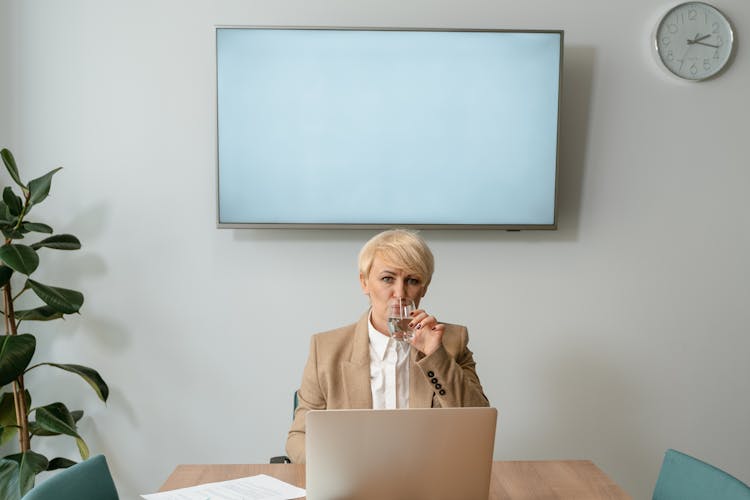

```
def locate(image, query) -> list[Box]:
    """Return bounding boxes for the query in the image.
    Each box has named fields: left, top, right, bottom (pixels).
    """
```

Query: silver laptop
left=306, top=407, right=498, bottom=500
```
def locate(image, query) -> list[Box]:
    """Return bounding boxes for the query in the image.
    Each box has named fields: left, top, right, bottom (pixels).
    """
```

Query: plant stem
left=3, top=283, right=31, bottom=452
left=12, top=192, right=31, bottom=232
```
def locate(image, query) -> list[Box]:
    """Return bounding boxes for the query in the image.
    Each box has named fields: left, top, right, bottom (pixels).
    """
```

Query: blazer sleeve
left=286, top=335, right=326, bottom=464
left=415, top=326, right=489, bottom=408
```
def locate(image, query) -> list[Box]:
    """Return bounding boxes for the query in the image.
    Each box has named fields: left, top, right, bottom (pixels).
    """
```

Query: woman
left=286, top=229, right=489, bottom=463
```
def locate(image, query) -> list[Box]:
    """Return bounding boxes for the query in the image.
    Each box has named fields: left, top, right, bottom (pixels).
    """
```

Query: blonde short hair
left=358, top=229, right=435, bottom=287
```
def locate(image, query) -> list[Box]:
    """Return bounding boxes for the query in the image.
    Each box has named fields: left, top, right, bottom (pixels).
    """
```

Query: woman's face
left=360, top=253, right=427, bottom=333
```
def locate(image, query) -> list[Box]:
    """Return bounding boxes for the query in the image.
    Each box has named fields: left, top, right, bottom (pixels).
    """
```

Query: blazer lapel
left=343, top=312, right=373, bottom=409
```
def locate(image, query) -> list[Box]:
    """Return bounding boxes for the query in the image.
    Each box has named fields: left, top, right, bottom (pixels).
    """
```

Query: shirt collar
left=368, top=312, right=392, bottom=360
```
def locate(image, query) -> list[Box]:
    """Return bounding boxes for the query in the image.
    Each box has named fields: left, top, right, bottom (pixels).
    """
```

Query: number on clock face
left=656, top=2, right=733, bottom=80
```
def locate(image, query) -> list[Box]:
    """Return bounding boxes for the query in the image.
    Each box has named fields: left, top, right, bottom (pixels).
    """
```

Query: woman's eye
left=407, top=278, right=421, bottom=286
left=381, top=276, right=394, bottom=283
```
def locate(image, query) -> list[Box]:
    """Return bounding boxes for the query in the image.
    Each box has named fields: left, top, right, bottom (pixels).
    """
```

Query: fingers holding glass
left=408, top=310, right=438, bottom=331
left=409, top=316, right=445, bottom=356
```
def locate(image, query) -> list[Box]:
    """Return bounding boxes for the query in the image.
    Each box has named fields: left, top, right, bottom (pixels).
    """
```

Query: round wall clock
left=655, top=2, right=735, bottom=81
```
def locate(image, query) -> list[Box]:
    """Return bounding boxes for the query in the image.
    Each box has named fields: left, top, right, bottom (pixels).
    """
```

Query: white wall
left=2, top=1, right=749, bottom=498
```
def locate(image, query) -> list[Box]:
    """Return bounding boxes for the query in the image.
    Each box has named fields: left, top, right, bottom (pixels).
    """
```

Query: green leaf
left=28, top=409, right=80, bottom=437
left=0, top=245, right=39, bottom=275
left=0, top=393, right=14, bottom=428
left=29, top=420, right=60, bottom=436
left=0, top=391, right=30, bottom=426
left=0, top=390, right=31, bottom=445
left=47, top=457, right=76, bottom=470
left=4, top=451, right=48, bottom=497
left=30, top=233, right=81, bottom=251
left=34, top=403, right=90, bottom=460
left=19, top=452, right=48, bottom=495
left=0, top=202, right=13, bottom=223
left=41, top=364, right=109, bottom=402
left=2, top=188, right=22, bottom=217
left=0, top=393, right=15, bottom=428
left=34, top=402, right=78, bottom=436
left=13, top=306, right=64, bottom=322
left=27, top=167, right=62, bottom=206
left=0, top=458, right=21, bottom=500
left=28, top=410, right=83, bottom=436
left=0, top=265, right=12, bottom=287
left=1, top=149, right=27, bottom=191
left=0, top=426, right=15, bottom=446
left=1, top=228, right=24, bottom=240
left=21, top=222, right=53, bottom=234
left=75, top=436, right=90, bottom=460
left=0, top=335, right=36, bottom=386
left=27, top=280, right=83, bottom=314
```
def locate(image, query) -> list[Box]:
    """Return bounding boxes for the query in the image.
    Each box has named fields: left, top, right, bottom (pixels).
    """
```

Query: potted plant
left=0, top=148, right=109, bottom=500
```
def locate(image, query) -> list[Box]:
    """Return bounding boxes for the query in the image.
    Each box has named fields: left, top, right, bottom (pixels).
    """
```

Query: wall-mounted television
left=216, top=27, right=562, bottom=229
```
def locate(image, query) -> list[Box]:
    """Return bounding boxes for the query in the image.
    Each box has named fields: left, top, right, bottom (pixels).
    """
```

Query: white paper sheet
left=141, top=473, right=306, bottom=500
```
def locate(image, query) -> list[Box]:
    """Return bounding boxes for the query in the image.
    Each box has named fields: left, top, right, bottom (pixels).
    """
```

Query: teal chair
left=653, top=449, right=750, bottom=500
left=270, top=391, right=300, bottom=464
left=22, top=455, right=118, bottom=500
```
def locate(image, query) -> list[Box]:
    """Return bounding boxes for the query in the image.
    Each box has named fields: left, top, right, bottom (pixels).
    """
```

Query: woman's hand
left=408, top=309, right=444, bottom=356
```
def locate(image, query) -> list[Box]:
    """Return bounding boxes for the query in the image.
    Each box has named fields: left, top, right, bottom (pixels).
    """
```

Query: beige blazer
left=285, top=312, right=489, bottom=463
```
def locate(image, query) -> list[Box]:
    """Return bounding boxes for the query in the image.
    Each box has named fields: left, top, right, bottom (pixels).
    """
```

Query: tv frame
left=215, top=26, right=564, bottom=230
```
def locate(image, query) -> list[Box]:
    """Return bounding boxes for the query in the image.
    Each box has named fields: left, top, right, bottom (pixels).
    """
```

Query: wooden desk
left=159, top=461, right=631, bottom=499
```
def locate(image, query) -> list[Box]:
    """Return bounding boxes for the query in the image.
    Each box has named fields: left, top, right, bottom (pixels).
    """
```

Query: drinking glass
left=386, top=297, right=416, bottom=342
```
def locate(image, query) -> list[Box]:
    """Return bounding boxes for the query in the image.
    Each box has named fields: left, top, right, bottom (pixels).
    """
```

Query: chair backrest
left=22, top=455, right=119, bottom=500
left=269, top=391, right=300, bottom=464
left=653, top=449, right=750, bottom=500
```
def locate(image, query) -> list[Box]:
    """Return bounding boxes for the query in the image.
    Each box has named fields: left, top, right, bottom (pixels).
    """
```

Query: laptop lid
left=306, top=407, right=498, bottom=500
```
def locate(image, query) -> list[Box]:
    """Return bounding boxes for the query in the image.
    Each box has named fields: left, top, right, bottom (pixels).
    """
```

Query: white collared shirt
left=368, top=314, right=410, bottom=409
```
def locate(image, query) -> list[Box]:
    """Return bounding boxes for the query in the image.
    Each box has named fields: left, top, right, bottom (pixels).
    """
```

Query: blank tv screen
left=216, top=27, right=562, bottom=229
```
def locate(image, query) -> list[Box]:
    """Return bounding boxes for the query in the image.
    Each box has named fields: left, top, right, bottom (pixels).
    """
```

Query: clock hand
left=687, top=33, right=711, bottom=44
left=693, top=40, right=720, bottom=48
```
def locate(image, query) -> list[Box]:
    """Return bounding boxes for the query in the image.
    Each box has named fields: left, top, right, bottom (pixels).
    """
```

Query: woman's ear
left=421, top=285, right=429, bottom=298
left=359, top=272, right=369, bottom=294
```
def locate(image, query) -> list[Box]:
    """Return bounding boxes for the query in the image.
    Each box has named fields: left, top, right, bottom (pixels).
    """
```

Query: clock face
left=655, top=2, right=734, bottom=80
